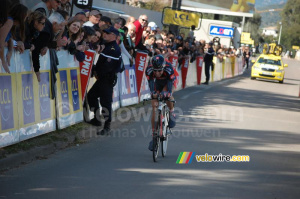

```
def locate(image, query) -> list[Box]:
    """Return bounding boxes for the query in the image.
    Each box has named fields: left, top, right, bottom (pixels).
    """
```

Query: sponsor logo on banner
left=0, top=76, right=14, bottom=130
left=39, top=72, right=51, bottom=120
left=196, top=56, right=204, bottom=85
left=59, top=70, right=70, bottom=115
left=120, top=65, right=137, bottom=99
left=140, top=74, right=150, bottom=95
left=163, top=8, right=200, bottom=28
left=80, top=51, right=95, bottom=102
left=135, top=52, right=148, bottom=96
left=181, top=57, right=190, bottom=89
left=22, top=74, right=35, bottom=125
left=209, top=25, right=234, bottom=38
left=169, top=55, right=178, bottom=69
left=70, top=69, right=80, bottom=111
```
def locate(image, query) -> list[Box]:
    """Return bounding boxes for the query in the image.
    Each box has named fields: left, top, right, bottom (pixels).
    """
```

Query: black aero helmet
left=152, top=55, right=165, bottom=70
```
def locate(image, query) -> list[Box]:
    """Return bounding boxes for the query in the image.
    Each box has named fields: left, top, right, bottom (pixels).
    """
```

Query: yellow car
left=251, top=54, right=288, bottom=83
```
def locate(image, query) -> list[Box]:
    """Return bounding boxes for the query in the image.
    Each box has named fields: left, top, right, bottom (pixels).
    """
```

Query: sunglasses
left=39, top=21, right=45, bottom=25
left=142, top=19, right=148, bottom=22
left=153, top=69, right=163, bottom=72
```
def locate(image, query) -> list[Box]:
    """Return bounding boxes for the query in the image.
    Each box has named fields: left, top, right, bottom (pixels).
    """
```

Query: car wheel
left=251, top=77, right=256, bottom=80
left=279, top=79, right=284, bottom=84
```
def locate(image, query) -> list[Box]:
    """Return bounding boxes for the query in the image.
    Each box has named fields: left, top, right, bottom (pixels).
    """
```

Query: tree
left=244, top=13, right=263, bottom=45
left=140, top=0, right=170, bottom=12
left=279, top=1, right=300, bottom=48
left=279, top=0, right=300, bottom=49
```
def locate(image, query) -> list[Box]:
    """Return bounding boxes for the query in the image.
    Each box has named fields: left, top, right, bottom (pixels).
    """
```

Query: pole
left=241, top=16, right=245, bottom=33
left=278, top=22, right=282, bottom=45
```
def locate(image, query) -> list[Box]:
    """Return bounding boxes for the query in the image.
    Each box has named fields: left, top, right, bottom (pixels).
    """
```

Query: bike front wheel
left=161, top=134, right=168, bottom=157
left=153, top=134, right=160, bottom=162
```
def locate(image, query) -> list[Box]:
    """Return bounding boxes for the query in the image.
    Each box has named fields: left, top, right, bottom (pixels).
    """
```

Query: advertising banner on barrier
left=119, top=63, right=139, bottom=106
left=14, top=50, right=56, bottom=141
left=135, top=51, right=148, bottom=97
left=196, top=56, right=203, bottom=85
left=112, top=73, right=121, bottom=111
left=181, top=57, right=190, bottom=89
left=0, top=50, right=19, bottom=147
left=56, top=51, right=83, bottom=129
left=80, top=50, right=95, bottom=103
left=139, top=74, right=151, bottom=101
left=0, top=73, right=19, bottom=147
left=169, top=55, right=179, bottom=69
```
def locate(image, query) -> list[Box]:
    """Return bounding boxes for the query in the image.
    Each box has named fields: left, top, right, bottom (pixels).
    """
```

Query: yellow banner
left=241, top=32, right=253, bottom=45
left=292, top=46, right=299, bottom=50
left=163, top=8, right=200, bottom=28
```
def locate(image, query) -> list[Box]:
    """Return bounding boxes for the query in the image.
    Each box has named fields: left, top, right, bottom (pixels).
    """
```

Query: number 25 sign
left=73, top=0, right=93, bottom=9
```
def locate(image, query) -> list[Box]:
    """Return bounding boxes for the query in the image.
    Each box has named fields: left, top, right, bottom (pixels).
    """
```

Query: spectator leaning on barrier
left=32, top=0, right=60, bottom=17
left=24, top=11, right=47, bottom=51
left=80, top=26, right=96, bottom=51
left=83, top=10, right=101, bottom=27
left=0, top=2, right=28, bottom=74
left=133, top=14, right=148, bottom=49
left=123, top=22, right=136, bottom=60
left=203, top=42, right=215, bottom=85
left=87, top=26, right=121, bottom=135
left=114, top=17, right=133, bottom=65
left=62, top=18, right=86, bottom=62
left=32, top=11, right=66, bottom=81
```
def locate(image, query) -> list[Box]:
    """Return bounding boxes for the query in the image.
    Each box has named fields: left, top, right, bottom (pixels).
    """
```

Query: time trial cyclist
left=145, top=54, right=176, bottom=151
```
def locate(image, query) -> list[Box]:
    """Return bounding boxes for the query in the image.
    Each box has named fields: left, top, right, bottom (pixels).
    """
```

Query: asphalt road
left=1, top=58, right=300, bottom=199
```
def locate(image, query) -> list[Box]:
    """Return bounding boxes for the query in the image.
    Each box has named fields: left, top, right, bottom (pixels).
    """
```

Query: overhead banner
left=196, top=56, right=203, bottom=85
left=181, top=57, right=190, bottom=89
left=135, top=51, right=148, bottom=97
left=163, top=8, right=201, bottom=28
left=80, top=50, right=95, bottom=103
left=182, top=0, right=255, bottom=13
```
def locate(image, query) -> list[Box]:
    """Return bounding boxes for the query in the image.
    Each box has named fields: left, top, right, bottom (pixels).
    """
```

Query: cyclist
left=146, top=54, right=176, bottom=151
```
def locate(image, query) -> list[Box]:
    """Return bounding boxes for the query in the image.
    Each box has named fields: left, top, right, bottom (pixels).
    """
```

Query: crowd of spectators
left=0, top=0, right=251, bottom=78
left=0, top=0, right=253, bottom=135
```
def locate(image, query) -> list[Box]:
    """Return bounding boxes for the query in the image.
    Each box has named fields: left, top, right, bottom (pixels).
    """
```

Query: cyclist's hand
left=160, top=91, right=171, bottom=99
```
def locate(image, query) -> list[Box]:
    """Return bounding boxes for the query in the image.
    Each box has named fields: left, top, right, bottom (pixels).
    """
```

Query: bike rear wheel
left=153, top=110, right=162, bottom=162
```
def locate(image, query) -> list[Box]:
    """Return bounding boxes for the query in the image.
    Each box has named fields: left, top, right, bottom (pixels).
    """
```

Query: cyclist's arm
left=145, top=66, right=155, bottom=93
left=165, top=64, right=176, bottom=94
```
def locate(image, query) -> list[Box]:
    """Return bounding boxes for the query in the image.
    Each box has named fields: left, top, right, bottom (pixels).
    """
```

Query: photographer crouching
left=87, top=26, right=121, bottom=135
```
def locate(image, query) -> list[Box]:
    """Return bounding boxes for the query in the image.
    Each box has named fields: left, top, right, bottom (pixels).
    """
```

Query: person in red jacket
left=133, top=14, right=148, bottom=49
